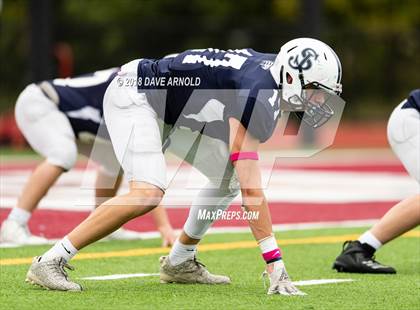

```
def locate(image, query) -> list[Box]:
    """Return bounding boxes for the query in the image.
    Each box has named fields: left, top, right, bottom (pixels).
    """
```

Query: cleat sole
left=160, top=279, right=172, bottom=284
left=25, top=271, right=82, bottom=292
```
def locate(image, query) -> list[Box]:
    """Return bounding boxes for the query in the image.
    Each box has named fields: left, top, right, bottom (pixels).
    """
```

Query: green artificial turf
left=1, top=227, right=419, bottom=309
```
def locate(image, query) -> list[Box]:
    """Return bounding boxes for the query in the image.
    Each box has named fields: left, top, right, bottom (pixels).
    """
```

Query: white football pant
left=15, top=83, right=120, bottom=176
left=387, top=101, right=420, bottom=183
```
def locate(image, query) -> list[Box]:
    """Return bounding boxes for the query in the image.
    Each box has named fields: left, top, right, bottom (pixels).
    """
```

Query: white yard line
left=293, top=279, right=354, bottom=286
left=79, top=272, right=354, bottom=286
left=80, top=273, right=159, bottom=280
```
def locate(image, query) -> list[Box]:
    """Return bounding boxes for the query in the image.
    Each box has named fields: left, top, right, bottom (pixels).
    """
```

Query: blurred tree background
left=1, top=0, right=419, bottom=120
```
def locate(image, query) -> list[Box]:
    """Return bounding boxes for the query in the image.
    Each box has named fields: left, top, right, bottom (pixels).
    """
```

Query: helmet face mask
left=283, top=86, right=336, bottom=128
left=270, top=38, right=343, bottom=128
left=299, top=87, right=335, bottom=128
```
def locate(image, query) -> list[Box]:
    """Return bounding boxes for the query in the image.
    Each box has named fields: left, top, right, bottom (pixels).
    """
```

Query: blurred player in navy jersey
left=27, top=38, right=343, bottom=295
left=333, top=89, right=420, bottom=274
left=0, top=68, right=176, bottom=246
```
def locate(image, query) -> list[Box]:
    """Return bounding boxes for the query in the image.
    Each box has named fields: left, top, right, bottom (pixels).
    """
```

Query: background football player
left=26, top=38, right=343, bottom=296
left=333, top=89, right=420, bottom=274
left=0, top=69, right=177, bottom=246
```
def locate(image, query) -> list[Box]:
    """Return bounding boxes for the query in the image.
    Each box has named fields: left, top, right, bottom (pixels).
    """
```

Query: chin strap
left=298, top=66, right=306, bottom=89
left=279, top=65, right=284, bottom=88
left=230, top=152, right=259, bottom=162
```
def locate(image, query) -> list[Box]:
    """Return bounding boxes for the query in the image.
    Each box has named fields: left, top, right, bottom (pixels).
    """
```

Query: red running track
left=0, top=162, right=406, bottom=173
left=0, top=202, right=396, bottom=239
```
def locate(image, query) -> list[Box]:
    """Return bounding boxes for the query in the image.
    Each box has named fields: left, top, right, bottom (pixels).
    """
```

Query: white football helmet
left=270, top=38, right=343, bottom=128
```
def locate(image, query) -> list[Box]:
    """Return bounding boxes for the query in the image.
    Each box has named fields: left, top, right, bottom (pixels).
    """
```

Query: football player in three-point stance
left=0, top=69, right=176, bottom=246
left=26, top=38, right=343, bottom=295
left=333, top=89, right=420, bottom=274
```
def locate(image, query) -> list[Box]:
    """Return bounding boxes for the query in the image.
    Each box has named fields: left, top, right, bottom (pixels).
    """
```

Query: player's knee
left=47, top=143, right=78, bottom=171
left=127, top=186, right=164, bottom=209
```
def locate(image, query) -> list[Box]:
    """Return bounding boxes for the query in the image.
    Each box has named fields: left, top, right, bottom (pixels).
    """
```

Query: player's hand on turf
left=264, top=260, right=306, bottom=296
left=268, top=279, right=306, bottom=296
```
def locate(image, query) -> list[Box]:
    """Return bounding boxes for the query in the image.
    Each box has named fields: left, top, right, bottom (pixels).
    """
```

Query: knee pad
left=46, top=141, right=78, bottom=171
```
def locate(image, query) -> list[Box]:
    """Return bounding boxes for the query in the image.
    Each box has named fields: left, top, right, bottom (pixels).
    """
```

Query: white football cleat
left=26, top=256, right=82, bottom=291
left=160, top=256, right=231, bottom=284
left=102, top=228, right=143, bottom=241
left=263, top=260, right=306, bottom=296
left=0, top=219, right=48, bottom=245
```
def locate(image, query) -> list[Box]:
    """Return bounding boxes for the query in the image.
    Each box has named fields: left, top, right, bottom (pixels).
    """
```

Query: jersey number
left=182, top=49, right=251, bottom=70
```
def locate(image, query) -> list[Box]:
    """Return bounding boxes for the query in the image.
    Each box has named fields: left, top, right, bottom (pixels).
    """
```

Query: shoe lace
left=192, top=257, right=206, bottom=269
left=184, top=257, right=206, bottom=275
left=49, top=258, right=75, bottom=280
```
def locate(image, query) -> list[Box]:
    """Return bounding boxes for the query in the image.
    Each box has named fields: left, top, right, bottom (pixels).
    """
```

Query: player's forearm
left=228, top=117, right=273, bottom=239
left=235, top=161, right=273, bottom=240
left=241, top=189, right=273, bottom=240
left=233, top=156, right=263, bottom=188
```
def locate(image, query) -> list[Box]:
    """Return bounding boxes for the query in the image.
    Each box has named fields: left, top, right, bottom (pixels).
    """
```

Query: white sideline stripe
left=80, top=273, right=159, bottom=280
left=80, top=273, right=354, bottom=286
left=0, top=219, right=378, bottom=248
left=293, top=279, right=354, bottom=286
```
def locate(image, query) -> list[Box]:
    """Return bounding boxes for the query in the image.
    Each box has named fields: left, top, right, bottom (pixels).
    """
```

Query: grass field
left=1, top=227, right=419, bottom=309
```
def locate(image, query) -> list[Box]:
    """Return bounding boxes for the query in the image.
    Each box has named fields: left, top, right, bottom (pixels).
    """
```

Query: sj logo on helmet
left=288, top=48, right=319, bottom=70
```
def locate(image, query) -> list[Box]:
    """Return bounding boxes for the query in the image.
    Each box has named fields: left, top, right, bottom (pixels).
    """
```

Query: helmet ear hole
left=286, top=72, right=293, bottom=84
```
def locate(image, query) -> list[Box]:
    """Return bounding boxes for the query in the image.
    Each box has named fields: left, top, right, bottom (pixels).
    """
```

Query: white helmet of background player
left=270, top=37, right=343, bottom=128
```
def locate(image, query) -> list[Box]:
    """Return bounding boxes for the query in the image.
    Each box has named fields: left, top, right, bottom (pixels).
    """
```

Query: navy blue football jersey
left=402, top=89, right=420, bottom=112
left=137, top=48, right=280, bottom=143
left=49, top=68, right=118, bottom=139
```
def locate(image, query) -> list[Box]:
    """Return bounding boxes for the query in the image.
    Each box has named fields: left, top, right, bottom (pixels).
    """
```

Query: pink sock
left=259, top=235, right=282, bottom=264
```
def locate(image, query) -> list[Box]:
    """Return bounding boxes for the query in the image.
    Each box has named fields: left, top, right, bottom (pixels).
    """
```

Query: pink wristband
left=262, top=248, right=282, bottom=263
left=230, top=152, right=259, bottom=162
